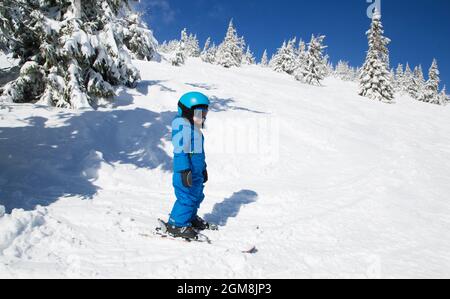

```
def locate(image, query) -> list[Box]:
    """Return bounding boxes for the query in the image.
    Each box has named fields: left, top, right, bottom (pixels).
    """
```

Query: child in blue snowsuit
left=165, top=92, right=214, bottom=239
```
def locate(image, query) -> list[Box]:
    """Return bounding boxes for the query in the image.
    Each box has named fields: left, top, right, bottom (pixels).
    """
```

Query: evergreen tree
left=0, top=0, right=16, bottom=52
left=0, top=0, right=157, bottom=109
left=123, top=12, right=158, bottom=61
left=171, top=36, right=186, bottom=67
left=269, top=41, right=286, bottom=72
left=296, top=39, right=307, bottom=71
left=270, top=38, right=298, bottom=74
left=294, top=35, right=327, bottom=85
left=215, top=20, right=245, bottom=68
left=358, top=10, right=394, bottom=102
left=201, top=39, right=217, bottom=64
left=413, top=65, right=426, bottom=101
left=438, top=86, right=449, bottom=105
left=322, top=54, right=332, bottom=77
left=424, top=59, right=441, bottom=104
left=395, top=64, right=404, bottom=92
left=180, top=28, right=189, bottom=53
left=159, top=40, right=178, bottom=53
left=260, top=49, right=269, bottom=67
left=335, top=60, right=355, bottom=81
left=158, top=41, right=168, bottom=52
left=403, top=63, right=415, bottom=97
left=201, top=38, right=211, bottom=56
left=243, top=46, right=256, bottom=65
left=186, top=33, right=201, bottom=57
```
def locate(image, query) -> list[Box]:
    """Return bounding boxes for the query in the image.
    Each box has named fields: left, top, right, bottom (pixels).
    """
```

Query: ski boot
left=157, top=219, right=211, bottom=243
left=191, top=216, right=219, bottom=231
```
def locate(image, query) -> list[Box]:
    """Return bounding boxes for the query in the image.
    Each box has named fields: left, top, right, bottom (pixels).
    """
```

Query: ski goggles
left=194, top=108, right=209, bottom=120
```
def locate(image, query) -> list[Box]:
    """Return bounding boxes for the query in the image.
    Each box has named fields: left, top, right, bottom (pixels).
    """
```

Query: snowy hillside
left=1, top=57, right=450, bottom=278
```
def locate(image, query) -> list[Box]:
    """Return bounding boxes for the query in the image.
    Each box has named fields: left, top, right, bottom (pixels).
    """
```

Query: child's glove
left=181, top=170, right=193, bottom=188
left=203, top=169, right=208, bottom=183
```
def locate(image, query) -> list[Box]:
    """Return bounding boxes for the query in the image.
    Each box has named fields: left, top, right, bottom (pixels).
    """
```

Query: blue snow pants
left=169, top=117, right=207, bottom=227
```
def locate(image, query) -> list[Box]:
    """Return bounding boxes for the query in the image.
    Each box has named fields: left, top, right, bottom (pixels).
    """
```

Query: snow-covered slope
left=1, top=58, right=450, bottom=278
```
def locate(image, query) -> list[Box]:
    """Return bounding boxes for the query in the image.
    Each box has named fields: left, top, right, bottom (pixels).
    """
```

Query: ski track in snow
left=1, top=57, right=450, bottom=278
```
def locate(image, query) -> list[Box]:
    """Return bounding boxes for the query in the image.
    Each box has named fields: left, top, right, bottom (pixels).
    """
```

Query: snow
left=1, top=57, right=450, bottom=278
left=0, top=53, right=19, bottom=70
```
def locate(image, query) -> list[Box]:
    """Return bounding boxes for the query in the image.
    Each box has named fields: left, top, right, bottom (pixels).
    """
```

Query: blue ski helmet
left=177, top=92, right=210, bottom=117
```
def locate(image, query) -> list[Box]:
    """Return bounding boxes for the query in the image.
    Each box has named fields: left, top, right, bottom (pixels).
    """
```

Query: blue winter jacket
left=172, top=117, right=206, bottom=174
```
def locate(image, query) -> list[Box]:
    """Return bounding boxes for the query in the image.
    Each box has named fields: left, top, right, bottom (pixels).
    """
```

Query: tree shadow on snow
left=137, top=80, right=177, bottom=94
left=185, top=82, right=218, bottom=91
left=0, top=108, right=176, bottom=213
left=108, top=80, right=177, bottom=108
left=204, top=190, right=258, bottom=226
left=209, top=96, right=267, bottom=114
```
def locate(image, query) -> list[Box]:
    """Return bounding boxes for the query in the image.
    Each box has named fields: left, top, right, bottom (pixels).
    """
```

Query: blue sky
left=138, top=0, right=450, bottom=89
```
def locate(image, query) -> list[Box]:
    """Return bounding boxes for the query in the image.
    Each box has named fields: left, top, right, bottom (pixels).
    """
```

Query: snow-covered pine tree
left=335, top=60, right=354, bottom=81
left=402, top=63, right=415, bottom=97
left=322, top=54, right=333, bottom=77
left=294, top=35, right=327, bottom=85
left=171, top=37, right=186, bottom=67
left=438, top=86, right=448, bottom=106
left=0, top=0, right=157, bottom=109
left=201, top=38, right=211, bottom=57
left=394, top=64, right=404, bottom=92
left=158, top=41, right=168, bottom=52
left=270, top=38, right=298, bottom=74
left=243, top=46, right=256, bottom=65
left=122, top=12, right=158, bottom=61
left=215, top=20, right=245, bottom=68
left=269, top=41, right=286, bottom=72
left=186, top=33, right=200, bottom=57
left=260, top=49, right=269, bottom=67
left=296, top=39, right=307, bottom=71
left=424, top=59, right=441, bottom=104
left=390, top=69, right=396, bottom=90
left=358, top=10, right=394, bottom=102
left=201, top=39, right=217, bottom=64
left=159, top=40, right=178, bottom=53
left=0, top=0, right=15, bottom=52
left=413, top=65, right=426, bottom=101
left=180, top=28, right=188, bottom=48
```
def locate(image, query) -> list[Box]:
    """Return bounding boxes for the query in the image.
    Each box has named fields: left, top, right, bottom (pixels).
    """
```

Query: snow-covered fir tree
left=358, top=10, right=394, bottom=102
left=201, top=38, right=211, bottom=57
left=260, top=49, right=269, bottom=67
left=269, top=41, right=286, bottom=72
left=294, top=35, right=328, bottom=85
left=394, top=64, right=404, bottom=92
left=184, top=32, right=200, bottom=57
left=390, top=69, right=396, bottom=90
left=403, top=63, right=415, bottom=97
left=201, top=38, right=217, bottom=64
left=424, top=59, right=441, bottom=104
left=322, top=54, right=333, bottom=77
left=413, top=65, right=426, bottom=101
left=0, top=0, right=16, bottom=52
left=158, top=41, right=168, bottom=52
left=171, top=38, right=186, bottom=67
left=200, top=37, right=211, bottom=62
left=159, top=40, right=178, bottom=53
left=335, top=60, right=355, bottom=81
left=243, top=46, right=256, bottom=65
left=215, top=20, right=245, bottom=68
left=0, top=0, right=157, bottom=109
left=438, top=86, right=449, bottom=105
left=270, top=38, right=298, bottom=74
left=296, top=39, right=307, bottom=70
left=123, top=12, right=158, bottom=61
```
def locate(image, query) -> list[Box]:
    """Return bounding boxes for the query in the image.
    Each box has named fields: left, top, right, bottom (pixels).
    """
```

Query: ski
left=155, top=219, right=212, bottom=244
